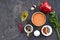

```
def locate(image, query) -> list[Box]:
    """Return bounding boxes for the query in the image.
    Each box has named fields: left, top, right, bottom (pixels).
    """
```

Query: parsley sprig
left=49, top=11, right=60, bottom=40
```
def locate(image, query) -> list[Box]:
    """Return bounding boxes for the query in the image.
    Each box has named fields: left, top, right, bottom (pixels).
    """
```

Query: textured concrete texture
left=0, top=0, right=60, bottom=40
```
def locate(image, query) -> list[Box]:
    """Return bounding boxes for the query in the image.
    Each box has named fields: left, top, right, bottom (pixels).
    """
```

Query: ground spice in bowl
left=43, top=27, right=47, bottom=34
left=31, top=12, right=46, bottom=26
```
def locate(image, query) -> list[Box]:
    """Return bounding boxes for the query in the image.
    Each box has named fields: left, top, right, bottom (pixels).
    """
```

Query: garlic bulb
left=31, top=5, right=36, bottom=10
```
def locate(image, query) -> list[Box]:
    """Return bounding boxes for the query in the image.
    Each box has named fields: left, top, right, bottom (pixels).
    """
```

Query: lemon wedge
left=21, top=10, right=28, bottom=22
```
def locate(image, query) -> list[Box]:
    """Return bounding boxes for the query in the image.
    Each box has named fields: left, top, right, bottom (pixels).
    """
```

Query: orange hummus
left=31, top=12, right=46, bottom=26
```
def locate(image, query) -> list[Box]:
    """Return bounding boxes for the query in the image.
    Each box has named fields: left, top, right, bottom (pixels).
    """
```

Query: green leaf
left=49, top=11, right=60, bottom=40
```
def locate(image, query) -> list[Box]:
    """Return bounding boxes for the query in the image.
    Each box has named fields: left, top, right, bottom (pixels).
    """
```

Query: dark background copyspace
left=0, top=0, right=60, bottom=40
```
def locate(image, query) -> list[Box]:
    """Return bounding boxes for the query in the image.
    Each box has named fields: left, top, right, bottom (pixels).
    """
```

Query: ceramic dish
left=34, top=30, right=40, bottom=37
left=31, top=12, right=46, bottom=26
left=41, top=25, right=52, bottom=36
left=24, top=24, right=33, bottom=36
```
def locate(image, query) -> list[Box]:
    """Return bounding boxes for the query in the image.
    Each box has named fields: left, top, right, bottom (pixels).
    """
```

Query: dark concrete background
left=0, top=0, right=60, bottom=40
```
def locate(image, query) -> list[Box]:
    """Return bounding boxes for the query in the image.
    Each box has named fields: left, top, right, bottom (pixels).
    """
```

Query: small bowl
left=31, top=12, right=46, bottom=27
left=41, top=25, right=52, bottom=36
left=34, top=30, right=40, bottom=37
left=24, top=24, right=33, bottom=36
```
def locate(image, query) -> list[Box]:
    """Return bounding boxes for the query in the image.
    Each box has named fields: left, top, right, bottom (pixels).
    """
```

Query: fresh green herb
left=49, top=11, right=60, bottom=40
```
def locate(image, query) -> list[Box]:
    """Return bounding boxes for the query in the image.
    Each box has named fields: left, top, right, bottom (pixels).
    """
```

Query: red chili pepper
left=18, top=22, right=23, bottom=33
left=39, top=1, right=52, bottom=13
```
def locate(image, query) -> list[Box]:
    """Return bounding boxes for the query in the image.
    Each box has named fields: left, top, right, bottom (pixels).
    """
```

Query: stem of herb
left=56, top=28, right=60, bottom=40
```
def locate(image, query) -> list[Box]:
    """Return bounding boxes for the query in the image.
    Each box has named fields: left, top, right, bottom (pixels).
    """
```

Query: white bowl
left=34, top=30, right=40, bottom=37
left=24, top=24, right=33, bottom=33
left=41, top=25, right=52, bottom=36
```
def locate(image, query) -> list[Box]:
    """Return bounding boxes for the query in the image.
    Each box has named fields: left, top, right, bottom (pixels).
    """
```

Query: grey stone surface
left=0, top=0, right=60, bottom=40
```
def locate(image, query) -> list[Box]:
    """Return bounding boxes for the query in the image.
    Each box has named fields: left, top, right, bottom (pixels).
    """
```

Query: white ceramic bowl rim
left=24, top=24, right=33, bottom=33
left=41, top=25, right=52, bottom=36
